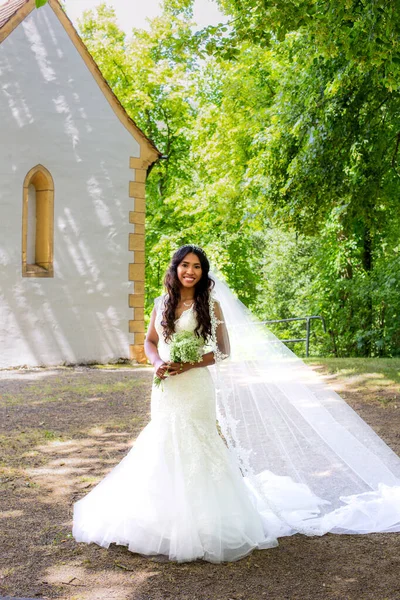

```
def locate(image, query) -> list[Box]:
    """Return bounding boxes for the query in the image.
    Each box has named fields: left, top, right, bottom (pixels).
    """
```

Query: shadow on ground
left=0, top=363, right=399, bottom=600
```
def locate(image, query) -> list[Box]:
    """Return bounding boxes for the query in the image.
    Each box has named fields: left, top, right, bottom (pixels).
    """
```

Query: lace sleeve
left=209, top=293, right=230, bottom=361
left=153, top=294, right=165, bottom=315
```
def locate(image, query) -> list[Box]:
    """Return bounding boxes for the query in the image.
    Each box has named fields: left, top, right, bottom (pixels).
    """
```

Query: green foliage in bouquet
left=154, top=331, right=205, bottom=388
left=169, top=331, right=205, bottom=363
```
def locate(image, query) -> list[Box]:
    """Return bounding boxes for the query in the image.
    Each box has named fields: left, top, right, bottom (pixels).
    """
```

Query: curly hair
left=162, top=245, right=214, bottom=342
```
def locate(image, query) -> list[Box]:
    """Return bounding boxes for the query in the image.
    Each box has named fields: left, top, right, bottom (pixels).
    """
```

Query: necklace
left=182, top=299, right=194, bottom=307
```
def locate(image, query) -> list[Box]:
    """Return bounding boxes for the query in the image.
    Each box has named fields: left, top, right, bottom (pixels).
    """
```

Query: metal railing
left=259, top=316, right=327, bottom=357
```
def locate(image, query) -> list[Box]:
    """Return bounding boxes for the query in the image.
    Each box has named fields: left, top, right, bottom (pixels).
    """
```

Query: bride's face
left=177, top=252, right=202, bottom=289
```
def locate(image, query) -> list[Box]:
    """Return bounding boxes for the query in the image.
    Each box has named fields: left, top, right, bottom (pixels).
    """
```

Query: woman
left=73, top=244, right=278, bottom=562
left=73, top=244, right=400, bottom=562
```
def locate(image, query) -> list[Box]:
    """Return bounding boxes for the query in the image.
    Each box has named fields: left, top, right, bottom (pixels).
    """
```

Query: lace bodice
left=154, top=295, right=198, bottom=363
left=151, top=294, right=217, bottom=427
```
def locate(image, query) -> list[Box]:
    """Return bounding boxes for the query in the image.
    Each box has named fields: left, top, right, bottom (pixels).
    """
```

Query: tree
left=72, top=1, right=400, bottom=355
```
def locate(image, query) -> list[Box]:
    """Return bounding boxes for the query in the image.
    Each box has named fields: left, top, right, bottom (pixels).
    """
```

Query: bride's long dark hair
left=162, top=245, right=215, bottom=342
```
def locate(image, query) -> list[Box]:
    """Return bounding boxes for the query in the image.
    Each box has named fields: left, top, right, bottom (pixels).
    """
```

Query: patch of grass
left=106, top=414, right=142, bottom=428
left=305, top=357, right=400, bottom=406
left=305, top=357, right=400, bottom=383
left=43, top=430, right=61, bottom=440
left=79, top=475, right=99, bottom=485
left=40, top=524, right=71, bottom=545
left=0, top=465, right=27, bottom=479
left=0, top=378, right=147, bottom=408
left=29, top=380, right=141, bottom=396
left=91, top=363, right=136, bottom=369
left=2, top=394, right=19, bottom=406
left=0, top=464, right=41, bottom=490
left=0, top=431, right=44, bottom=453
left=0, top=429, right=68, bottom=468
left=0, top=567, right=15, bottom=578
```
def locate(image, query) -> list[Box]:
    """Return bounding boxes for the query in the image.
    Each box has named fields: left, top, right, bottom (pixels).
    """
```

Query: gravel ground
left=0, top=363, right=399, bottom=600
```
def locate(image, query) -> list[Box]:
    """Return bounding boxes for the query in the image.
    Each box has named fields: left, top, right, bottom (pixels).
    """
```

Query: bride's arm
left=144, top=308, right=169, bottom=379
left=168, top=351, right=215, bottom=375
left=213, top=299, right=231, bottom=359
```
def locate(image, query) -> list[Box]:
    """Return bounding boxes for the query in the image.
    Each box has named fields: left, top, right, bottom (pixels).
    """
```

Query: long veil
left=209, top=272, right=400, bottom=537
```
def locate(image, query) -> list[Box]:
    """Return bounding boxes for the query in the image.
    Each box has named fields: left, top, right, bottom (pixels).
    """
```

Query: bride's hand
left=167, top=362, right=191, bottom=376
left=154, top=359, right=169, bottom=379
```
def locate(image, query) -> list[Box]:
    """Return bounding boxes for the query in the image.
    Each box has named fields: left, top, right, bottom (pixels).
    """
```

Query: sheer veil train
left=209, top=271, right=400, bottom=538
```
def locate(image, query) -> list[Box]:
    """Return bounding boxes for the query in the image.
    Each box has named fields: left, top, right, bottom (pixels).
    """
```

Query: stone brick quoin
left=133, top=307, right=145, bottom=321
left=133, top=223, right=145, bottom=235
left=129, top=263, right=145, bottom=281
left=129, top=233, right=145, bottom=251
left=128, top=158, right=154, bottom=362
left=129, top=181, right=145, bottom=199
left=129, top=320, right=145, bottom=333
left=134, top=169, right=147, bottom=183
left=134, top=333, right=146, bottom=345
left=129, top=156, right=155, bottom=170
left=130, top=343, right=146, bottom=363
left=133, top=197, right=146, bottom=213
left=129, top=294, right=145, bottom=308
left=133, top=281, right=145, bottom=295
left=130, top=211, right=145, bottom=225
left=133, top=251, right=145, bottom=264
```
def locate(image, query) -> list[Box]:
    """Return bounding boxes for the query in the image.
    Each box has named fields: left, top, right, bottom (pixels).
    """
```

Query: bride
left=73, top=244, right=400, bottom=563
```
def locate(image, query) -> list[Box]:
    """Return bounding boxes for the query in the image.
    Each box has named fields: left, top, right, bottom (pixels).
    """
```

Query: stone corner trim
left=130, top=343, right=147, bottom=363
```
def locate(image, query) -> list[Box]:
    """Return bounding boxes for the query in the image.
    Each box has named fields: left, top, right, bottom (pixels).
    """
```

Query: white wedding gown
left=73, top=292, right=400, bottom=561
left=73, top=301, right=279, bottom=562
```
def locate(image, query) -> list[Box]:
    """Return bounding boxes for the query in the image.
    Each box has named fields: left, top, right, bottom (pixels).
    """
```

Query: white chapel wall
left=0, top=4, right=141, bottom=367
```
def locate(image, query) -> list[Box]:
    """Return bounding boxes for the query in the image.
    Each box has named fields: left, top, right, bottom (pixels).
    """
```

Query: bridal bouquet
left=154, top=331, right=204, bottom=388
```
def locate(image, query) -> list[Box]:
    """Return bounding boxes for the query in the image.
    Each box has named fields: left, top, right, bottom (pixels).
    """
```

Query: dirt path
left=0, top=363, right=399, bottom=600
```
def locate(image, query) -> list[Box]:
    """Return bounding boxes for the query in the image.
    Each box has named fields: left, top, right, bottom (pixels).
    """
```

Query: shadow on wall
left=0, top=9, right=136, bottom=367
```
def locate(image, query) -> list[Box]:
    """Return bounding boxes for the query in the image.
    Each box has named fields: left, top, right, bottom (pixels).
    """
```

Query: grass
left=90, top=363, right=145, bottom=369
left=43, top=429, right=63, bottom=440
left=0, top=377, right=147, bottom=408
left=305, top=357, right=400, bottom=406
left=0, top=430, right=62, bottom=453
left=78, top=475, right=100, bottom=485
left=305, top=357, right=400, bottom=381
left=0, top=430, right=67, bottom=473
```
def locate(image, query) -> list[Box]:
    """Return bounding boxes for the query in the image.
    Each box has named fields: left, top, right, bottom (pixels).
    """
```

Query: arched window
left=22, top=165, right=54, bottom=277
